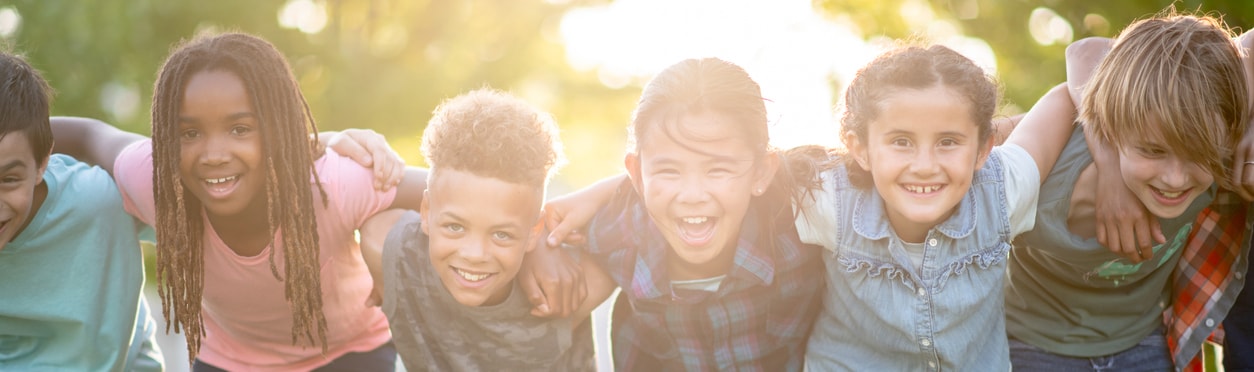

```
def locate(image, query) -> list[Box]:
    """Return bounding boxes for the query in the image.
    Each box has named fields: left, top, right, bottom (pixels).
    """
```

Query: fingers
left=521, top=272, right=553, bottom=317
left=539, top=273, right=566, bottom=318
left=1151, top=218, right=1165, bottom=245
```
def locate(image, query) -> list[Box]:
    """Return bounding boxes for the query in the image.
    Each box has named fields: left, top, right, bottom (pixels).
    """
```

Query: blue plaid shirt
left=586, top=181, right=823, bottom=371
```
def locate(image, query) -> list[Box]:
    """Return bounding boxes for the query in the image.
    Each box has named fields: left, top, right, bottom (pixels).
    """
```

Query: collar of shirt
left=596, top=181, right=778, bottom=303
left=851, top=184, right=978, bottom=241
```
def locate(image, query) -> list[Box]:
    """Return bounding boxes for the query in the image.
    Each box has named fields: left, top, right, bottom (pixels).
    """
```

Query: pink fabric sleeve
left=112, top=139, right=157, bottom=226
left=320, top=148, right=398, bottom=230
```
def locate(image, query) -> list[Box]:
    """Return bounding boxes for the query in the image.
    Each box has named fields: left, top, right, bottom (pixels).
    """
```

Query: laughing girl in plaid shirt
left=531, top=58, right=825, bottom=371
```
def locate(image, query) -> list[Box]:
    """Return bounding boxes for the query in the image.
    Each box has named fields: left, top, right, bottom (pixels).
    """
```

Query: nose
left=909, top=148, right=939, bottom=175
left=458, top=237, right=490, bottom=263
left=1158, top=156, right=1193, bottom=189
left=675, top=175, right=713, bottom=204
left=199, top=134, right=231, bottom=166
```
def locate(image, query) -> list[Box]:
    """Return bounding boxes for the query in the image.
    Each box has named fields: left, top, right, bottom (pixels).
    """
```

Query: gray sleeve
left=381, top=210, right=423, bottom=318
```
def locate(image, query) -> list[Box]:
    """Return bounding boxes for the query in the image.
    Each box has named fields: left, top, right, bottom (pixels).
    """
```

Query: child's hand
left=327, top=129, right=405, bottom=191
left=518, top=241, right=587, bottom=318
left=544, top=175, right=626, bottom=247
left=543, top=195, right=594, bottom=248
left=1093, top=161, right=1164, bottom=263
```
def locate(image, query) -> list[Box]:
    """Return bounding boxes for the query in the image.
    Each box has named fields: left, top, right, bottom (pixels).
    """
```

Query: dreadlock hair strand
left=151, top=32, right=330, bottom=364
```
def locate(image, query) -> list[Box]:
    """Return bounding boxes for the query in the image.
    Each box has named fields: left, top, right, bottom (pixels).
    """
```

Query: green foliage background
left=3, top=0, right=1250, bottom=186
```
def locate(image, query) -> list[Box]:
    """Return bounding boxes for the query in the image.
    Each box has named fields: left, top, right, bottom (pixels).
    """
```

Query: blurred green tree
left=814, top=0, right=1253, bottom=111
left=2, top=0, right=634, bottom=187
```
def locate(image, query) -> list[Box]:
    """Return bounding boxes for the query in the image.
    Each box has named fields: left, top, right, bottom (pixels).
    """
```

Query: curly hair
left=150, top=32, right=329, bottom=363
left=422, top=88, right=565, bottom=187
left=833, top=44, right=999, bottom=189
left=0, top=49, right=53, bottom=166
left=1081, top=13, right=1249, bottom=190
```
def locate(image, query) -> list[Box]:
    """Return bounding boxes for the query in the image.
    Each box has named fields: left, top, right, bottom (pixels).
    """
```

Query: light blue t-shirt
left=0, top=154, right=161, bottom=371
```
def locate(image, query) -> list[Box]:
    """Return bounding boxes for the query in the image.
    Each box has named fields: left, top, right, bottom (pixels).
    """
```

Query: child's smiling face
left=1116, top=125, right=1213, bottom=219
left=0, top=131, right=47, bottom=252
left=627, top=111, right=776, bottom=280
left=176, top=69, right=267, bottom=219
left=851, top=85, right=990, bottom=243
left=421, top=168, right=543, bottom=307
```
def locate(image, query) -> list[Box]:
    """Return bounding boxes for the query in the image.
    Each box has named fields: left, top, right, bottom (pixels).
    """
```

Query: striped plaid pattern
left=1169, top=190, right=1251, bottom=371
left=586, top=181, right=824, bottom=371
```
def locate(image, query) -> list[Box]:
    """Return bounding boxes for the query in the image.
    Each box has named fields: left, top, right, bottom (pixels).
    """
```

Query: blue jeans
left=1225, top=253, right=1254, bottom=371
left=192, top=341, right=396, bottom=372
left=1009, top=330, right=1172, bottom=372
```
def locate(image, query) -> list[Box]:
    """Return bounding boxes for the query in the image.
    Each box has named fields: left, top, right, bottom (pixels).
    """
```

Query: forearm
left=49, top=116, right=145, bottom=173
left=1065, top=37, right=1113, bottom=107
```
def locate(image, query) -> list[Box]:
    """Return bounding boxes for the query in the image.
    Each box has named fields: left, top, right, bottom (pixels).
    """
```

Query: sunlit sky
left=556, top=0, right=1004, bottom=150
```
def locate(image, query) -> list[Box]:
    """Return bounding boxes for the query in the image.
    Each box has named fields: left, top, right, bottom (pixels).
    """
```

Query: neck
left=667, top=242, right=737, bottom=281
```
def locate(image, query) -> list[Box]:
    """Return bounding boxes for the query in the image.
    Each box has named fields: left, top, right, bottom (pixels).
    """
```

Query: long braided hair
left=150, top=32, right=329, bottom=363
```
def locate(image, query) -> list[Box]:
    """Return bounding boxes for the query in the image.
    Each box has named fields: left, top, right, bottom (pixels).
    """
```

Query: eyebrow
left=178, top=112, right=258, bottom=124
left=883, top=129, right=970, bottom=138
left=0, top=159, right=29, bottom=173
left=440, top=211, right=524, bottom=231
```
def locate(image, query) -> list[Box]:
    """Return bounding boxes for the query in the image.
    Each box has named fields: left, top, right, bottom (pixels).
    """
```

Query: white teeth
left=905, top=185, right=940, bottom=193
left=682, top=217, right=708, bottom=224
left=205, top=176, right=237, bottom=184
left=454, top=268, right=490, bottom=282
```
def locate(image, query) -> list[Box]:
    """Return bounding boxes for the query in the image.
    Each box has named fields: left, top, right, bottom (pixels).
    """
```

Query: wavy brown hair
left=150, top=32, right=329, bottom=363
left=1081, top=13, right=1249, bottom=190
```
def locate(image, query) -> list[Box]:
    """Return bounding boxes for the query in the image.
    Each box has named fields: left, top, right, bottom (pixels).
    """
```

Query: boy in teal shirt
left=0, top=51, right=162, bottom=371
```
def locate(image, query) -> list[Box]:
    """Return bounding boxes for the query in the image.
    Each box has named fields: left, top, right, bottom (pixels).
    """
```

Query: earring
left=753, top=188, right=763, bottom=196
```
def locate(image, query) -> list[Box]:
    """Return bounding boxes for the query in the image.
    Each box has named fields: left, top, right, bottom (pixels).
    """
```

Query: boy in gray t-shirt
left=359, top=88, right=610, bottom=371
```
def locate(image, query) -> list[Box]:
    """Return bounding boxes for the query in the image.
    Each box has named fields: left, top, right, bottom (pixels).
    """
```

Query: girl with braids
left=51, top=32, right=424, bottom=371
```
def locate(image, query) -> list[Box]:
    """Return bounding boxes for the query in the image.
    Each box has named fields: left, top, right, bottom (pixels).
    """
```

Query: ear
left=974, top=135, right=995, bottom=169
left=36, top=148, right=52, bottom=185
left=752, top=152, right=780, bottom=196
left=624, top=152, right=644, bottom=196
left=845, top=132, right=870, bottom=171
left=418, top=189, right=430, bottom=235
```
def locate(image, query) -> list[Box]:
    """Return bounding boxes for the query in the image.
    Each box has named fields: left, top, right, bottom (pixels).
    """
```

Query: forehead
left=180, top=70, right=254, bottom=116
left=637, top=111, right=755, bottom=161
left=0, top=131, right=38, bottom=166
left=428, top=168, right=543, bottom=220
left=871, top=86, right=977, bottom=134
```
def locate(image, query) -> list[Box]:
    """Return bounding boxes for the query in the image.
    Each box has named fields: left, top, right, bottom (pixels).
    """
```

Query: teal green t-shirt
left=0, top=155, right=158, bottom=371
left=1005, top=127, right=1213, bottom=357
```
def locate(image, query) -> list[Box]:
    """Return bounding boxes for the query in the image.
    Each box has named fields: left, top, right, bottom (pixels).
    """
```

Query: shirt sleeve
left=996, top=144, right=1041, bottom=236
left=322, top=149, right=399, bottom=229
left=112, top=139, right=158, bottom=226
left=381, top=210, right=422, bottom=319
left=793, top=170, right=840, bottom=252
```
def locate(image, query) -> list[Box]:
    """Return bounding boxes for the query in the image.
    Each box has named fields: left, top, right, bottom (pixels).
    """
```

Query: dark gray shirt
left=381, top=211, right=595, bottom=371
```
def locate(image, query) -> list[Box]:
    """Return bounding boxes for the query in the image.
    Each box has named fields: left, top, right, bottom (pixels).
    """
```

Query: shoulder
left=44, top=154, right=125, bottom=209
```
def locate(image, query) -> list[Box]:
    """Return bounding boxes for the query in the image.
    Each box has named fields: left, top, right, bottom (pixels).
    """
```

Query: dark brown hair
left=0, top=49, right=53, bottom=165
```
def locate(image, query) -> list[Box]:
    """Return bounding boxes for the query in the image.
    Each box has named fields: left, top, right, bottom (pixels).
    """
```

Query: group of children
left=1, top=8, right=1254, bottom=372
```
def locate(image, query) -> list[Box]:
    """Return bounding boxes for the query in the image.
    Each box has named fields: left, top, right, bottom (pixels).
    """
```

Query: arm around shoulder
left=49, top=116, right=146, bottom=174
left=1004, top=84, right=1076, bottom=182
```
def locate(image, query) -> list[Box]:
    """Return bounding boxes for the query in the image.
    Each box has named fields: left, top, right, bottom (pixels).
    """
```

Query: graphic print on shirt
left=1085, top=223, right=1191, bottom=286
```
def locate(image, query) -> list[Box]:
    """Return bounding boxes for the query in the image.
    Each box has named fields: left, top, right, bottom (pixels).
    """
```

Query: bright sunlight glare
left=560, top=0, right=1000, bottom=150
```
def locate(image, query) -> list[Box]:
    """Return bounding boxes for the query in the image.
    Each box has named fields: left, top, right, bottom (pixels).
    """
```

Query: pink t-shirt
left=114, top=139, right=396, bottom=370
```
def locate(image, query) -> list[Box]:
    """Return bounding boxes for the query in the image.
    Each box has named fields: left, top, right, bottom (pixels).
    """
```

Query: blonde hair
left=421, top=88, right=565, bottom=188
left=1081, top=13, right=1249, bottom=189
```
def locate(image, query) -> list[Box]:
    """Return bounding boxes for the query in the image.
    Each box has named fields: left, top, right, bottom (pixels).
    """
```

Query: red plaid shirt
left=1169, top=190, right=1251, bottom=371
